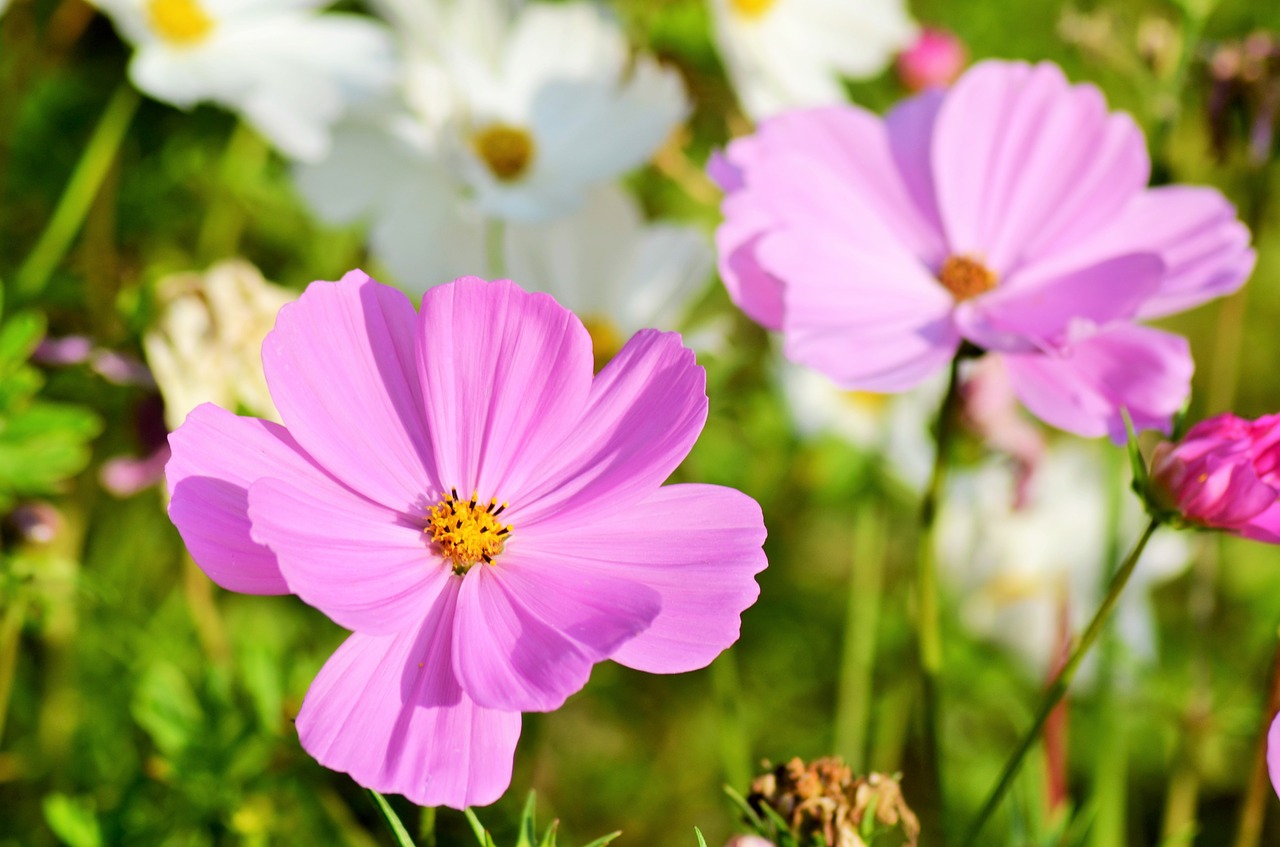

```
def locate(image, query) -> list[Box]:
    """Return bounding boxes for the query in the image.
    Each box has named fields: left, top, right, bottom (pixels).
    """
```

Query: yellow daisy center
left=147, top=0, right=215, bottom=45
left=427, top=488, right=511, bottom=575
left=472, top=124, right=537, bottom=182
left=729, top=0, right=778, bottom=19
left=581, top=314, right=624, bottom=373
left=938, top=255, right=999, bottom=301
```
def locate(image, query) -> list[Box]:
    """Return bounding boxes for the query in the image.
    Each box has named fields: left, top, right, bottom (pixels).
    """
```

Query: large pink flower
left=1150, top=412, right=1280, bottom=543
left=165, top=272, right=767, bottom=808
left=713, top=60, right=1255, bottom=441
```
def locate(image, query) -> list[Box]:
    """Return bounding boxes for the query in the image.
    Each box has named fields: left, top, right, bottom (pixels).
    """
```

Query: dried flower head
left=748, top=757, right=919, bottom=847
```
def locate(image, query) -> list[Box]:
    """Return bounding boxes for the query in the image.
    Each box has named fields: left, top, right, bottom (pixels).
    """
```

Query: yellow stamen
left=581, top=314, right=624, bottom=373
left=427, top=488, right=511, bottom=575
left=730, top=0, right=778, bottom=19
left=147, top=0, right=215, bottom=45
left=472, top=124, right=536, bottom=182
left=938, top=255, right=999, bottom=301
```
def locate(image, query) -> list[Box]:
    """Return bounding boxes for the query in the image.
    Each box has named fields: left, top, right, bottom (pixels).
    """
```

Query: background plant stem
left=834, top=505, right=885, bottom=772
left=962, top=519, right=1161, bottom=846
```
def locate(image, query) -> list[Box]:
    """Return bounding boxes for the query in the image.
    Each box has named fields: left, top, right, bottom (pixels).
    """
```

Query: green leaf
left=578, top=831, right=622, bottom=847
left=538, top=819, right=560, bottom=847
left=0, top=400, right=101, bottom=498
left=465, top=809, right=490, bottom=846
left=694, top=827, right=709, bottom=847
left=0, top=310, right=46, bottom=369
left=516, top=791, right=538, bottom=847
left=723, top=785, right=766, bottom=832
left=42, top=793, right=102, bottom=847
left=131, top=662, right=204, bottom=757
left=1121, top=410, right=1149, bottom=501
left=367, top=790, right=417, bottom=847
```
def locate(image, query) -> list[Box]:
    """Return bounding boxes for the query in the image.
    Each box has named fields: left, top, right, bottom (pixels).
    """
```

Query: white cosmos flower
left=90, top=0, right=396, bottom=161
left=708, top=0, right=917, bottom=120
left=296, top=0, right=689, bottom=239
left=780, top=362, right=940, bottom=492
left=937, top=443, right=1191, bottom=681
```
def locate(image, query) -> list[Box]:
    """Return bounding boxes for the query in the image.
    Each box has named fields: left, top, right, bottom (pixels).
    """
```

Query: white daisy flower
left=708, top=0, right=917, bottom=120
left=296, top=0, right=690, bottom=244
left=90, top=0, right=396, bottom=161
left=937, top=443, right=1191, bottom=681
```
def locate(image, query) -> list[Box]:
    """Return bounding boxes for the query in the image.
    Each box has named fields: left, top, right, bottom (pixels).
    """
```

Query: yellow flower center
left=938, top=255, right=999, bottom=301
left=147, top=0, right=215, bottom=45
left=472, top=124, right=536, bottom=182
left=427, top=488, right=511, bottom=575
left=729, top=0, right=778, bottom=19
left=581, top=314, right=624, bottom=373
left=839, top=390, right=889, bottom=414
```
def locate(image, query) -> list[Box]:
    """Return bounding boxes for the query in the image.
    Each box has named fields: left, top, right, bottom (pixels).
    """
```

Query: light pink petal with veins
left=166, top=403, right=335, bottom=595
left=247, top=474, right=447, bottom=636
left=415, top=277, right=593, bottom=503
left=262, top=270, right=438, bottom=511
left=297, top=579, right=521, bottom=809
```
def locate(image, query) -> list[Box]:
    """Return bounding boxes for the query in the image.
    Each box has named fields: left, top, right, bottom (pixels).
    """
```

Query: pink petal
left=716, top=195, right=786, bottom=331
left=932, top=61, right=1149, bottom=275
left=261, top=270, right=438, bottom=511
left=247, top=474, right=447, bottom=635
left=1042, top=186, right=1254, bottom=320
left=511, top=330, right=707, bottom=530
left=955, top=253, right=1164, bottom=353
left=1242, top=503, right=1280, bottom=544
left=522, top=484, right=767, bottom=674
left=166, top=403, right=329, bottom=595
left=452, top=565, right=596, bottom=712
left=297, top=580, right=521, bottom=809
left=415, top=277, right=593, bottom=504
left=1003, top=324, right=1192, bottom=441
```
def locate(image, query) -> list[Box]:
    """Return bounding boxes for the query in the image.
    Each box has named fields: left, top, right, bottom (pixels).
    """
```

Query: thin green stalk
left=834, top=505, right=885, bottom=771
left=0, top=593, right=24, bottom=747
left=14, top=83, right=140, bottom=300
left=485, top=219, right=506, bottom=279
left=197, top=121, right=269, bottom=263
left=916, top=354, right=964, bottom=826
left=711, top=652, right=752, bottom=791
left=961, top=518, right=1161, bottom=847
left=368, top=789, right=417, bottom=847
left=418, top=806, right=437, bottom=847
left=1231, top=626, right=1280, bottom=847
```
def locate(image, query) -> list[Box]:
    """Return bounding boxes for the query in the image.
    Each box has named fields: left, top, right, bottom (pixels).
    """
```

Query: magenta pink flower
left=896, top=27, right=966, bottom=92
left=1269, top=711, right=1280, bottom=800
left=712, top=60, right=1255, bottom=441
left=1150, top=412, right=1280, bottom=543
left=165, top=271, right=767, bottom=808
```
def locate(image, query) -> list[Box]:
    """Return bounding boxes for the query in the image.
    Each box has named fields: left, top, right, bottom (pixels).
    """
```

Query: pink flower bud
left=896, top=27, right=966, bottom=92
left=1150, top=412, right=1280, bottom=542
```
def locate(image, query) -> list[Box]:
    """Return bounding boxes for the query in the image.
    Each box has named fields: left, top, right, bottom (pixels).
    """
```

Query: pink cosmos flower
left=1269, top=711, right=1280, bottom=800
left=1150, top=412, right=1280, bottom=543
left=165, top=271, right=767, bottom=808
left=712, top=59, right=1255, bottom=441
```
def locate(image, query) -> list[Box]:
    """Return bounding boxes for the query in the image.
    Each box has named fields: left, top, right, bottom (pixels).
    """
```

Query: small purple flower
left=1150, top=412, right=1280, bottom=543
left=165, top=272, right=767, bottom=808
left=713, top=60, right=1255, bottom=441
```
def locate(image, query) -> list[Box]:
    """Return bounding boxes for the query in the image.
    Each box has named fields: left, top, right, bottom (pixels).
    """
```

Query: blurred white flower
left=143, top=259, right=293, bottom=429
left=938, top=442, right=1191, bottom=681
left=780, top=362, right=940, bottom=491
left=295, top=0, right=689, bottom=283
left=504, top=185, right=714, bottom=363
left=90, top=0, right=396, bottom=161
left=707, top=0, right=917, bottom=120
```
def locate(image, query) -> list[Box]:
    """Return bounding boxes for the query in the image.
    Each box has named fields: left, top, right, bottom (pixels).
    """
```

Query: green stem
left=916, top=354, right=964, bottom=826
left=418, top=806, right=437, bottom=847
left=1231, top=626, right=1280, bottom=847
left=485, top=219, right=506, bottom=279
left=367, top=789, right=417, bottom=847
left=197, top=121, right=269, bottom=263
left=961, top=518, right=1161, bottom=847
left=834, top=505, right=885, bottom=771
left=0, top=592, right=24, bottom=747
left=13, top=83, right=139, bottom=300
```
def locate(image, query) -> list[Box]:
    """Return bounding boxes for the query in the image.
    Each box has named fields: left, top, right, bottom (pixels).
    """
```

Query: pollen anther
left=938, top=255, right=999, bottom=301
left=428, top=490, right=511, bottom=575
